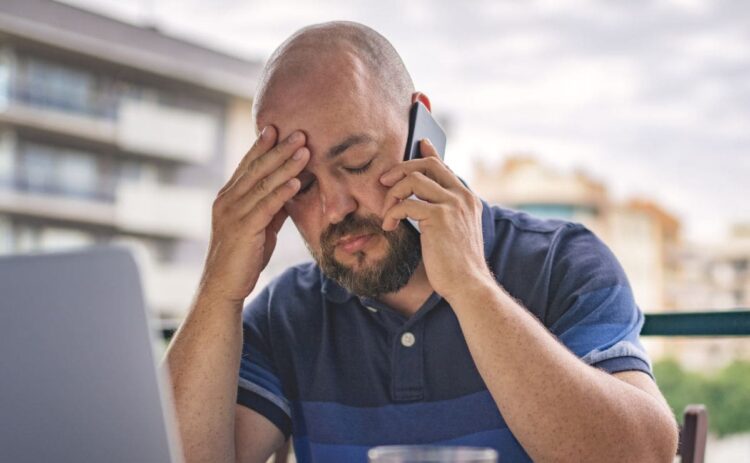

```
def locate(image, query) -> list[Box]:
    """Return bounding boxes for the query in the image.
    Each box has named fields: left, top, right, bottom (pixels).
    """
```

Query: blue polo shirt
left=237, top=201, right=652, bottom=462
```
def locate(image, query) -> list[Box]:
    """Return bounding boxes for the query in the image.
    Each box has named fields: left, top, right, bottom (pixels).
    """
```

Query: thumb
left=268, top=208, right=289, bottom=236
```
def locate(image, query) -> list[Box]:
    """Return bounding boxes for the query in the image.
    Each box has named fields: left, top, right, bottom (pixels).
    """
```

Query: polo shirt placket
left=359, top=292, right=443, bottom=403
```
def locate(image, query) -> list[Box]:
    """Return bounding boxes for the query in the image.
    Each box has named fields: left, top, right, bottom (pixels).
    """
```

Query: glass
left=368, top=446, right=498, bottom=463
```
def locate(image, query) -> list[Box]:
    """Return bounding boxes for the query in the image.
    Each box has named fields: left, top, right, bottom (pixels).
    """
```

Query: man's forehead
left=256, top=84, right=382, bottom=152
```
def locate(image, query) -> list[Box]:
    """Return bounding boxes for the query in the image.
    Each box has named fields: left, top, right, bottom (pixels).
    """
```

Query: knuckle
left=247, top=157, right=260, bottom=173
left=212, top=196, right=226, bottom=213
left=255, top=176, right=270, bottom=195
left=467, top=192, right=482, bottom=210
left=447, top=194, right=461, bottom=207
left=425, top=157, right=441, bottom=169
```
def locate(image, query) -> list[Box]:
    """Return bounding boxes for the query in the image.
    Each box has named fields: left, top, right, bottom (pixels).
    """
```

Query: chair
left=678, top=404, right=708, bottom=463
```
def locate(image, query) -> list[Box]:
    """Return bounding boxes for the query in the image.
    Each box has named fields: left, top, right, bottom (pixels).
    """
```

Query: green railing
left=160, top=310, right=750, bottom=341
left=641, top=310, right=750, bottom=337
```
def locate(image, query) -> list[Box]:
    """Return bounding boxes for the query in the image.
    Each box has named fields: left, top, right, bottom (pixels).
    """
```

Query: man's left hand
left=380, top=139, right=492, bottom=301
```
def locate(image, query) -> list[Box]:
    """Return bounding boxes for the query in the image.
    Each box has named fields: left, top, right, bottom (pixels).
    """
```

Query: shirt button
left=401, top=332, right=416, bottom=347
left=365, top=305, right=378, bottom=313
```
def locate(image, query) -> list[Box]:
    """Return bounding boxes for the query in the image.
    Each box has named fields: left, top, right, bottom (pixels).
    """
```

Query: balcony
left=0, top=186, right=115, bottom=226
left=0, top=98, right=219, bottom=164
left=0, top=180, right=212, bottom=240
left=115, top=99, right=217, bottom=164
left=114, top=182, right=212, bottom=240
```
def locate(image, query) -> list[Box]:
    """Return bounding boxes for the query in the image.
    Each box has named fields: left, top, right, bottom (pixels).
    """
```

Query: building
left=664, top=224, right=750, bottom=370
left=473, top=156, right=750, bottom=368
left=0, top=0, right=260, bottom=323
left=473, top=156, right=681, bottom=314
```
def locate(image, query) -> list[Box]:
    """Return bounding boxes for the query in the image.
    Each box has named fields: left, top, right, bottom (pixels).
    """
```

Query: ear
left=411, top=91, right=432, bottom=112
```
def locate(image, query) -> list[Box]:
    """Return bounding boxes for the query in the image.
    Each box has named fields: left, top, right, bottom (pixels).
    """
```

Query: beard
left=306, top=213, right=422, bottom=298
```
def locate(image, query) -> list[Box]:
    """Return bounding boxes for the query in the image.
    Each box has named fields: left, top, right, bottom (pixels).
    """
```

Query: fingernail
left=293, top=148, right=305, bottom=160
left=289, top=131, right=302, bottom=144
left=260, top=126, right=269, bottom=139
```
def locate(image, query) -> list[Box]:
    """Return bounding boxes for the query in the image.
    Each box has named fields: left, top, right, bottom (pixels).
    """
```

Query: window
left=39, top=227, right=94, bottom=252
left=0, top=215, right=11, bottom=254
left=17, top=58, right=95, bottom=116
left=0, top=134, right=13, bottom=188
left=18, top=143, right=102, bottom=200
left=58, top=150, right=98, bottom=198
left=21, top=145, right=56, bottom=193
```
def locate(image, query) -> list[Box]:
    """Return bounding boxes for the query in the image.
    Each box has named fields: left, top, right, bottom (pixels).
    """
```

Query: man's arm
left=165, top=291, right=283, bottom=463
left=448, top=278, right=678, bottom=462
left=163, top=126, right=309, bottom=463
left=380, top=139, right=678, bottom=462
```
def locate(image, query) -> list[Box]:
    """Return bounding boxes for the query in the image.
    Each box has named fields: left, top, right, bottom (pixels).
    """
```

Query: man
left=165, top=21, right=678, bottom=463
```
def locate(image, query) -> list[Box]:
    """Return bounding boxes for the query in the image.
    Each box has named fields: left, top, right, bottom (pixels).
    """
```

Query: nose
left=319, top=179, right=358, bottom=225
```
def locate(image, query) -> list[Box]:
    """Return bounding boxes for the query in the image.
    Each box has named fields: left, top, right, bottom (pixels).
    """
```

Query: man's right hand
left=198, top=126, right=309, bottom=304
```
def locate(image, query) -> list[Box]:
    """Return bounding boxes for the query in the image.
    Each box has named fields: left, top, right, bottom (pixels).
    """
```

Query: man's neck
left=376, top=262, right=434, bottom=318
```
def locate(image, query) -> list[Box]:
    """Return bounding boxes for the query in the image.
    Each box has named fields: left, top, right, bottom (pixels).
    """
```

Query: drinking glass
left=368, top=445, right=498, bottom=463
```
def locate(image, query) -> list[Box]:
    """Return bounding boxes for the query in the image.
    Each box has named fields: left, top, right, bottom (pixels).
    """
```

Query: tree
left=653, top=358, right=750, bottom=437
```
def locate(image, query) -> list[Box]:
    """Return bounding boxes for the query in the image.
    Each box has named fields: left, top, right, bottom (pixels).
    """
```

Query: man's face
left=256, top=60, right=421, bottom=297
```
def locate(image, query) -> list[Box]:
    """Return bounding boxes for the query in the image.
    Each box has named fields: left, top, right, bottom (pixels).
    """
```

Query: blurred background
left=0, top=0, right=747, bottom=460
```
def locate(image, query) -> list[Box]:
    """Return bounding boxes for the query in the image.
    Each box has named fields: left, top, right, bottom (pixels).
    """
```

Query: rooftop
left=0, top=0, right=260, bottom=98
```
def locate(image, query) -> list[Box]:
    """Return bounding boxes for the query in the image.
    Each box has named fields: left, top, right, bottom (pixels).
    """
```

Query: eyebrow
left=326, top=134, right=375, bottom=159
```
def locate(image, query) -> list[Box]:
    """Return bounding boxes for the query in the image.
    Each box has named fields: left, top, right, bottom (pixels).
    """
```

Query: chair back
left=678, top=404, right=708, bottom=463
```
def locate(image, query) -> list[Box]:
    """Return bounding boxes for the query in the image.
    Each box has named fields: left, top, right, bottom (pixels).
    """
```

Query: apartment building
left=472, top=156, right=681, bottom=314
left=0, top=0, right=259, bottom=322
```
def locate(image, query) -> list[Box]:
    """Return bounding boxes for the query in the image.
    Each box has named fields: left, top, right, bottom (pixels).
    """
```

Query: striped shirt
left=237, top=201, right=652, bottom=462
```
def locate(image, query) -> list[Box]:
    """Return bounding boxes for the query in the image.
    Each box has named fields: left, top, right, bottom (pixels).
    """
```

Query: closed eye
left=294, top=173, right=316, bottom=197
left=344, top=159, right=373, bottom=174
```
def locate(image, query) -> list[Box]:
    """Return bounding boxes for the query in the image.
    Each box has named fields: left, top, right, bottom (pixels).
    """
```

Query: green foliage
left=653, top=358, right=750, bottom=437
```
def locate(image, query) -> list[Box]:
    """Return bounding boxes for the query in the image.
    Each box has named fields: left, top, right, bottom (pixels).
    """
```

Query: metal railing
left=159, top=310, right=750, bottom=341
left=641, top=310, right=750, bottom=337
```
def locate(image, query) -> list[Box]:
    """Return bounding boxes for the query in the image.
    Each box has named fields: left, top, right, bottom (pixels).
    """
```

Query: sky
left=61, top=0, right=750, bottom=244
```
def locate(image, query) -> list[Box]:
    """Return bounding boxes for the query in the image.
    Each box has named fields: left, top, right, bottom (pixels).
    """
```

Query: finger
left=237, top=146, right=309, bottom=215
left=240, top=178, right=301, bottom=231
left=379, top=152, right=461, bottom=190
left=268, top=207, right=288, bottom=236
left=219, top=125, right=277, bottom=196
left=230, top=131, right=307, bottom=200
left=419, top=138, right=439, bottom=159
left=382, top=198, right=438, bottom=232
left=382, top=171, right=455, bottom=215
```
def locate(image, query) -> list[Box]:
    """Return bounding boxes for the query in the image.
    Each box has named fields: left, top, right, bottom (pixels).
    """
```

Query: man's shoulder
left=485, top=204, right=588, bottom=256
left=487, top=203, right=579, bottom=235
left=481, top=203, right=622, bottom=319
left=243, top=261, right=326, bottom=319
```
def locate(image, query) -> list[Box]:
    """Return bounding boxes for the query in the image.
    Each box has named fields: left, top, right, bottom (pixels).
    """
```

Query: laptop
left=0, top=246, right=183, bottom=463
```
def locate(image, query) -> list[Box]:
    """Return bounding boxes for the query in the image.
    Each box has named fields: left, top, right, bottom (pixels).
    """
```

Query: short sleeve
left=237, top=287, right=292, bottom=438
left=546, top=224, right=653, bottom=378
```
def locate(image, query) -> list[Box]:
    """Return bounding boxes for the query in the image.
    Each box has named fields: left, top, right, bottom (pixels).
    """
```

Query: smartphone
left=404, top=101, right=447, bottom=162
left=402, top=101, right=447, bottom=233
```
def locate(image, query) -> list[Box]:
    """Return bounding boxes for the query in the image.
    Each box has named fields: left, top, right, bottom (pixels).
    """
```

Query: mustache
left=320, top=214, right=386, bottom=248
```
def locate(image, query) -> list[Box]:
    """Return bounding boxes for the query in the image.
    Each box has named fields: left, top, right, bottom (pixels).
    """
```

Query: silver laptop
left=0, top=246, right=183, bottom=463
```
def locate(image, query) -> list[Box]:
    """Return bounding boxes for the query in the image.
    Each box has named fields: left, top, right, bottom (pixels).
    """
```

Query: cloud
left=60, top=0, right=750, bottom=242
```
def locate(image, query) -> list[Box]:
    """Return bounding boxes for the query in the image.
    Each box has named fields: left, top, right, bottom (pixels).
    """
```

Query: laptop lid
left=0, top=246, right=183, bottom=463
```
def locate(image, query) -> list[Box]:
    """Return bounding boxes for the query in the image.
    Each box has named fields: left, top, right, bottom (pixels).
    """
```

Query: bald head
left=253, top=21, right=415, bottom=123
